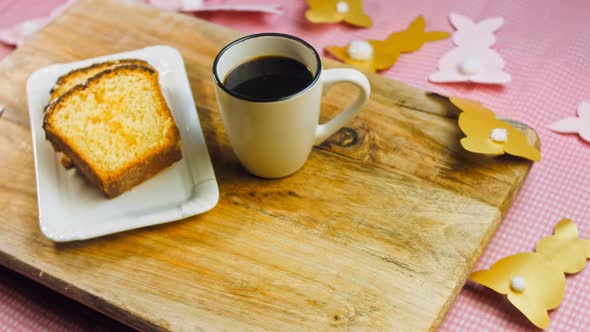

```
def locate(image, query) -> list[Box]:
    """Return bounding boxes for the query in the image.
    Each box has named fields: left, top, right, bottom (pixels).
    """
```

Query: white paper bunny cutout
left=429, top=13, right=511, bottom=84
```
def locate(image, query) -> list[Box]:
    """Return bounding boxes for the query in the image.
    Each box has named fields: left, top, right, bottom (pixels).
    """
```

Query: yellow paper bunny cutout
left=450, top=96, right=541, bottom=161
left=384, top=16, right=450, bottom=54
left=325, top=16, right=449, bottom=72
left=305, top=0, right=372, bottom=28
left=470, top=219, right=590, bottom=329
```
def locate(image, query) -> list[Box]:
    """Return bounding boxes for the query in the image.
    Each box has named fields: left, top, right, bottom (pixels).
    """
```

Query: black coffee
left=223, top=56, right=314, bottom=100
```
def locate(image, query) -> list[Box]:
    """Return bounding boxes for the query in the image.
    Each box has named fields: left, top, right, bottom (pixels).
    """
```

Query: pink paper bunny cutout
left=430, top=13, right=511, bottom=84
left=148, top=0, right=282, bottom=14
left=0, top=0, right=282, bottom=47
left=549, top=101, right=590, bottom=143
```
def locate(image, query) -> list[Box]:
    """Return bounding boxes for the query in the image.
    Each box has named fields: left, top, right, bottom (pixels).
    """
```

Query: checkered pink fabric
left=2, top=0, right=590, bottom=330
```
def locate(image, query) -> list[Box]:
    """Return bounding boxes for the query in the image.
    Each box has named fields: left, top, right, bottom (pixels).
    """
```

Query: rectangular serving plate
left=26, top=45, right=219, bottom=242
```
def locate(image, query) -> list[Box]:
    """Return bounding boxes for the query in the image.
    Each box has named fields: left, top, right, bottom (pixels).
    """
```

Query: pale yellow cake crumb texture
left=50, top=59, right=151, bottom=101
left=49, top=68, right=176, bottom=175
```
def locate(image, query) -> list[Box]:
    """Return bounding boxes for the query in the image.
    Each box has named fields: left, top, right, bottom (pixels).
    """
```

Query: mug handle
left=314, top=68, right=371, bottom=145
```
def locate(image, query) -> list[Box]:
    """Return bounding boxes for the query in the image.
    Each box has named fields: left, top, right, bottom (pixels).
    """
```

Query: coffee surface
left=223, top=56, right=314, bottom=101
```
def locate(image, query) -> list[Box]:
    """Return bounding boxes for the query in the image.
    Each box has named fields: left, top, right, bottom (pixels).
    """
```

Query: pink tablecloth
left=2, top=0, right=590, bottom=331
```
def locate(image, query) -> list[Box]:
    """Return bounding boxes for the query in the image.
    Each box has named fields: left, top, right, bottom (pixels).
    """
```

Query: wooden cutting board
left=0, top=0, right=537, bottom=330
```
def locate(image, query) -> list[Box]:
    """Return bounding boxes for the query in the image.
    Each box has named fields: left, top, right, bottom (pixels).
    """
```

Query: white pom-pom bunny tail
left=490, top=128, right=508, bottom=142
left=347, top=40, right=373, bottom=61
left=459, top=58, right=482, bottom=75
left=336, top=1, right=350, bottom=14
left=510, top=276, right=526, bottom=292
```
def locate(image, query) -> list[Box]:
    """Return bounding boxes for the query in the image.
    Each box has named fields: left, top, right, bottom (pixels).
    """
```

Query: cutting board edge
left=430, top=159, right=534, bottom=331
left=0, top=0, right=537, bottom=330
left=0, top=250, right=162, bottom=331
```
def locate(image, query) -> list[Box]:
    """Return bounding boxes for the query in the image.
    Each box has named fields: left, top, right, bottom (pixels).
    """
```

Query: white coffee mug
left=213, top=33, right=370, bottom=178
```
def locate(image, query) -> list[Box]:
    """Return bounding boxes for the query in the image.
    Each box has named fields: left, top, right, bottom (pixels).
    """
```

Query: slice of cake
left=50, top=59, right=152, bottom=102
left=43, top=64, right=182, bottom=198
left=49, top=59, right=154, bottom=169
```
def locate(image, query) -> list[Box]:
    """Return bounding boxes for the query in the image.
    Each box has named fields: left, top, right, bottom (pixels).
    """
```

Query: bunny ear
left=449, top=13, right=474, bottom=30
left=424, top=31, right=451, bottom=42
left=478, top=17, right=504, bottom=32
left=549, top=117, right=580, bottom=133
left=554, top=218, right=578, bottom=239
left=407, top=15, right=426, bottom=32
left=536, top=219, right=578, bottom=255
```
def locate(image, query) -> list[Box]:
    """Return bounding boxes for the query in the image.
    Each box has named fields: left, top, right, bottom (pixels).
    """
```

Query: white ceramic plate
left=26, top=45, right=219, bottom=242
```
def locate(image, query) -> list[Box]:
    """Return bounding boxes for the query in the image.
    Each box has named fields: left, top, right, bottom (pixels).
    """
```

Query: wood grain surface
left=0, top=0, right=537, bottom=331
